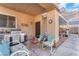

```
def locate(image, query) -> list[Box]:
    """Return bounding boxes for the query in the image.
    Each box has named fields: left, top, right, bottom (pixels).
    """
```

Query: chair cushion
left=48, top=35, right=55, bottom=43
left=0, top=41, right=10, bottom=56
left=38, top=33, right=44, bottom=41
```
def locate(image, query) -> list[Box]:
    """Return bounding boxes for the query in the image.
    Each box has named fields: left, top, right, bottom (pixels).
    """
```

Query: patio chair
left=0, top=40, right=10, bottom=56
left=10, top=43, right=30, bottom=56
left=10, top=34, right=20, bottom=46
left=38, top=33, right=45, bottom=41
left=42, top=35, right=55, bottom=54
left=11, top=31, right=28, bottom=44
left=10, top=31, right=22, bottom=46
left=0, top=31, right=30, bottom=56
left=38, top=33, right=45, bottom=48
left=0, top=39, right=30, bottom=56
left=10, top=49, right=29, bottom=56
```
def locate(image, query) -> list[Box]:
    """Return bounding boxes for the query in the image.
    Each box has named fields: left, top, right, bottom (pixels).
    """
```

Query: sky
left=60, top=3, right=79, bottom=11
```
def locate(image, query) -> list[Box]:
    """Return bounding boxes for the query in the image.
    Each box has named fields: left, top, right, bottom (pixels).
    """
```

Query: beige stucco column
left=47, top=9, right=59, bottom=44
left=34, top=9, right=59, bottom=44
left=54, top=10, right=59, bottom=43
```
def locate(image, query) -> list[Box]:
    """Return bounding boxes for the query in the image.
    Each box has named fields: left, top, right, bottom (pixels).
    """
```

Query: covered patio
left=0, top=3, right=78, bottom=56
left=0, top=3, right=61, bottom=56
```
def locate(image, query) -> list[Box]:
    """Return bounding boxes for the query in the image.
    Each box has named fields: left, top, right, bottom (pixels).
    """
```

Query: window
left=0, top=14, right=16, bottom=28
left=8, top=16, right=16, bottom=28
left=0, top=14, right=7, bottom=27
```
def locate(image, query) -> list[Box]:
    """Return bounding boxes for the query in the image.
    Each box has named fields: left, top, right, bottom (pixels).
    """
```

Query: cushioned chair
left=11, top=31, right=27, bottom=44
left=0, top=34, right=10, bottom=56
left=38, top=33, right=45, bottom=41
left=0, top=34, right=30, bottom=56
left=0, top=40, right=30, bottom=56
left=10, top=31, right=21, bottom=45
left=42, top=35, right=55, bottom=54
left=10, top=35, right=20, bottom=46
left=10, top=43, right=30, bottom=56
left=38, top=33, right=46, bottom=48
left=10, top=50, right=29, bottom=56
left=0, top=41, right=10, bottom=56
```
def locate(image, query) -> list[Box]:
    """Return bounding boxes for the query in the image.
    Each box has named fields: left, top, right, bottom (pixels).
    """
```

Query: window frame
left=0, top=12, right=17, bottom=29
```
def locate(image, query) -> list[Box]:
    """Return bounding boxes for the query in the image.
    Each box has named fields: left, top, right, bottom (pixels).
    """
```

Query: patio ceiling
left=0, top=3, right=57, bottom=16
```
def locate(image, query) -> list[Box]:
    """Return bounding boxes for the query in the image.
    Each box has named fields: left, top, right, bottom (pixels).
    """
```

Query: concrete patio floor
left=26, top=34, right=79, bottom=56
left=53, top=34, right=79, bottom=56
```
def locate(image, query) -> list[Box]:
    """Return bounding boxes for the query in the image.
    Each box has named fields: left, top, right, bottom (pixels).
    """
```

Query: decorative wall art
left=30, top=21, right=33, bottom=25
left=49, top=19, right=53, bottom=24
left=21, top=23, right=28, bottom=27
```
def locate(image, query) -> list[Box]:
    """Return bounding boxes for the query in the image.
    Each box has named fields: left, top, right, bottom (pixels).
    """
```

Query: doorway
left=35, top=21, right=40, bottom=38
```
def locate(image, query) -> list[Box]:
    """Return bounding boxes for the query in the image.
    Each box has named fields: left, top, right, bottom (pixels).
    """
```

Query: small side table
left=31, top=37, right=39, bottom=44
left=28, top=37, right=40, bottom=48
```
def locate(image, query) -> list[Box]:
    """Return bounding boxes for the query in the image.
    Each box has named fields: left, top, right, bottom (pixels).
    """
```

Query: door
left=35, top=21, right=40, bottom=38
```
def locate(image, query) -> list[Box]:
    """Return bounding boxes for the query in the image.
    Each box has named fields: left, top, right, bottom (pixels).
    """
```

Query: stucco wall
left=34, top=9, right=59, bottom=43
left=0, top=6, right=34, bottom=39
left=0, top=6, right=59, bottom=43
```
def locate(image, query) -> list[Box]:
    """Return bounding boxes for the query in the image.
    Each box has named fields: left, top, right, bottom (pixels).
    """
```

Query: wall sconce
left=42, top=13, right=47, bottom=20
left=30, top=22, right=33, bottom=25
